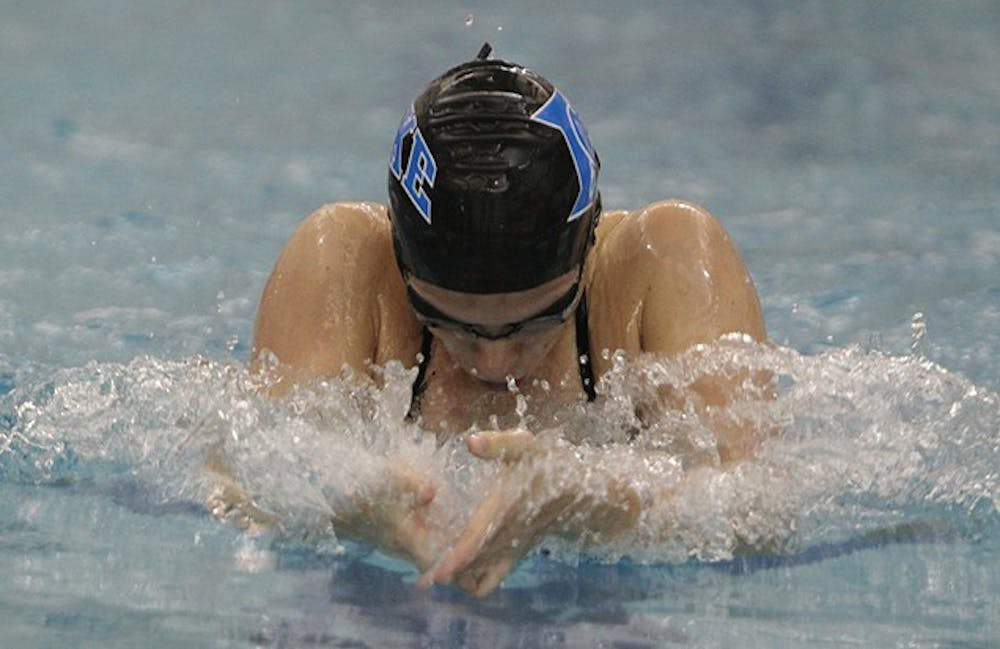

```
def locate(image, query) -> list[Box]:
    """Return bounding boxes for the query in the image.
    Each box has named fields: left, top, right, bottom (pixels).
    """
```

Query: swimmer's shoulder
left=286, top=201, right=392, bottom=270
left=254, top=202, right=418, bottom=386
left=588, top=200, right=757, bottom=363
left=594, top=199, right=727, bottom=264
left=270, top=201, right=402, bottom=295
left=293, top=202, right=420, bottom=367
left=592, top=199, right=723, bottom=293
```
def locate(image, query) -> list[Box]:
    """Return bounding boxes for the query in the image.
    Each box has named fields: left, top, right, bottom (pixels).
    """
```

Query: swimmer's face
left=407, top=270, right=579, bottom=385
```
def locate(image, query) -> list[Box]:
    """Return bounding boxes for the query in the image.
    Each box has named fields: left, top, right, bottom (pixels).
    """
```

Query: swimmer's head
left=387, top=43, right=601, bottom=295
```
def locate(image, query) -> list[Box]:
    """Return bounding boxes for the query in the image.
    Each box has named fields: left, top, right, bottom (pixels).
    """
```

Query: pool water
left=1, top=1, right=997, bottom=647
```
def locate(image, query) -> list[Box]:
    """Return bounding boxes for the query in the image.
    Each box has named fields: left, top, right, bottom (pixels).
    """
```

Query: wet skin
left=244, top=199, right=769, bottom=596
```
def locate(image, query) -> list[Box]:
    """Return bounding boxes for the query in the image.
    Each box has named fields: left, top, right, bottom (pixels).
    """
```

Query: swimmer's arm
left=635, top=201, right=770, bottom=463
left=251, top=203, right=386, bottom=395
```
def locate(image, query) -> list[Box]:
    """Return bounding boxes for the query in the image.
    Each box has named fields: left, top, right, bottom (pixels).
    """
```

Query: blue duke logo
left=529, top=90, right=598, bottom=222
left=389, top=88, right=597, bottom=224
left=389, top=106, right=437, bottom=224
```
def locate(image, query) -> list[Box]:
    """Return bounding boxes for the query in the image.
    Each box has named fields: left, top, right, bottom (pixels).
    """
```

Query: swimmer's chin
left=467, top=370, right=523, bottom=391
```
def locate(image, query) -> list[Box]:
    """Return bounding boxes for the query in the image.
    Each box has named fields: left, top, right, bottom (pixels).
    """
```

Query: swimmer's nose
left=469, top=339, right=519, bottom=383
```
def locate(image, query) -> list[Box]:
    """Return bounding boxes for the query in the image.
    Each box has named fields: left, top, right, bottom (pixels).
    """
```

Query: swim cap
left=387, top=45, right=601, bottom=294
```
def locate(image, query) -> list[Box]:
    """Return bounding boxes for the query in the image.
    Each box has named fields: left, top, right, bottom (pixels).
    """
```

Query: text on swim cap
left=390, top=106, right=437, bottom=224
left=530, top=90, right=598, bottom=222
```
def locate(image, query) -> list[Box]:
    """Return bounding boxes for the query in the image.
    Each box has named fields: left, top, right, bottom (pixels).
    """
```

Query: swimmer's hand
left=207, top=475, right=281, bottom=533
left=335, top=464, right=441, bottom=571
left=207, top=444, right=442, bottom=570
left=419, top=429, right=640, bottom=597
left=205, top=443, right=281, bottom=533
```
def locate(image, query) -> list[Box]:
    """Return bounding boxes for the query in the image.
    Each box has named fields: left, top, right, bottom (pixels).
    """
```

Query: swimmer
left=246, top=44, right=768, bottom=596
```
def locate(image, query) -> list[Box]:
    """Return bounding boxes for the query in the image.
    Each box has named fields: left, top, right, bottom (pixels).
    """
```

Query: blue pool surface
left=1, top=2, right=997, bottom=647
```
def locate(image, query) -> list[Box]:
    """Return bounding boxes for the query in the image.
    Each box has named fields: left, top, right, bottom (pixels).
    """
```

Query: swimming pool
left=2, top=1, right=997, bottom=647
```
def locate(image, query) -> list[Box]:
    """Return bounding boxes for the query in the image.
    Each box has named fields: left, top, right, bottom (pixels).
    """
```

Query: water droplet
left=910, top=311, right=927, bottom=355
left=515, top=394, right=528, bottom=418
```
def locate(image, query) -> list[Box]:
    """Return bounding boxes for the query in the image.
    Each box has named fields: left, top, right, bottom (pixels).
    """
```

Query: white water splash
left=1, top=341, right=996, bottom=565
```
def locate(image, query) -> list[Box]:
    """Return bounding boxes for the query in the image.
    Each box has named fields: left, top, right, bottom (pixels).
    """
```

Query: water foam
left=1, top=341, right=996, bottom=566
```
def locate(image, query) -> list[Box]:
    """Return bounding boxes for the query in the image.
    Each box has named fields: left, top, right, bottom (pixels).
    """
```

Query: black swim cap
left=387, top=47, right=601, bottom=294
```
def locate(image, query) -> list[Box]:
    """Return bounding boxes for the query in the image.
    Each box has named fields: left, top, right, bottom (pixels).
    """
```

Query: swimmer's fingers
left=466, top=428, right=537, bottom=462
left=385, top=464, right=436, bottom=507
left=353, top=498, right=436, bottom=570
left=418, top=460, right=560, bottom=596
left=379, top=464, right=439, bottom=561
left=203, top=443, right=281, bottom=532
left=337, top=462, right=442, bottom=570
left=455, top=555, right=515, bottom=598
left=431, top=484, right=556, bottom=597
left=417, top=482, right=510, bottom=589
